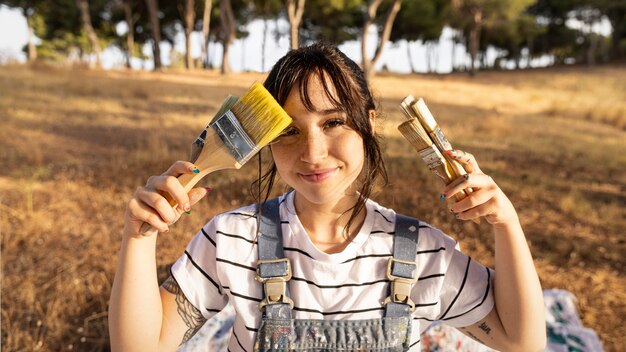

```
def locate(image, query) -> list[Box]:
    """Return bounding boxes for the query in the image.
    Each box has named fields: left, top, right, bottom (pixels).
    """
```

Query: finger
left=440, top=173, right=493, bottom=201
left=448, top=187, right=497, bottom=214
left=444, top=149, right=481, bottom=174
left=150, top=175, right=191, bottom=214
left=127, top=197, right=170, bottom=232
left=188, top=187, right=212, bottom=207
left=163, top=160, right=201, bottom=177
left=135, top=186, right=178, bottom=224
left=454, top=201, right=496, bottom=221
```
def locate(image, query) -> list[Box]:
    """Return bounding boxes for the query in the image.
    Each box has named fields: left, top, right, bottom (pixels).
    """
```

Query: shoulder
left=369, top=199, right=458, bottom=251
left=212, top=203, right=257, bottom=225
left=204, top=193, right=290, bottom=237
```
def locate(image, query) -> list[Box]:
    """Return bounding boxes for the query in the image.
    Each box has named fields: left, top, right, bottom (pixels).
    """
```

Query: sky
left=0, top=4, right=612, bottom=73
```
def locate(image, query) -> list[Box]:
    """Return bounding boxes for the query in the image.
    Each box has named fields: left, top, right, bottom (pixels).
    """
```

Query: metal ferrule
left=210, top=110, right=256, bottom=164
left=418, top=145, right=445, bottom=170
left=432, top=127, right=452, bottom=151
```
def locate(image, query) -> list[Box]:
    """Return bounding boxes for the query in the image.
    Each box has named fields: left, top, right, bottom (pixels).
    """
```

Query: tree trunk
left=23, top=9, right=36, bottom=61
left=607, top=9, right=625, bottom=62
left=145, top=0, right=162, bottom=70
left=468, top=9, right=482, bottom=76
left=202, top=0, right=212, bottom=69
left=526, top=35, right=534, bottom=68
left=451, top=36, right=456, bottom=72
left=76, top=0, right=101, bottom=68
left=361, top=0, right=401, bottom=80
left=286, top=0, right=305, bottom=50
left=123, top=0, right=135, bottom=69
left=219, top=0, right=236, bottom=74
left=183, top=0, right=195, bottom=69
left=261, top=1, right=270, bottom=71
left=406, top=41, right=417, bottom=73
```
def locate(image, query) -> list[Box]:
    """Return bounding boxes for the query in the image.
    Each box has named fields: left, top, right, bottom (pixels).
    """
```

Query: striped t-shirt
left=171, top=191, right=494, bottom=351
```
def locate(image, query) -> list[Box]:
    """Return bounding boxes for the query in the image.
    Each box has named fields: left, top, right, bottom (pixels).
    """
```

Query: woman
left=109, top=43, right=546, bottom=351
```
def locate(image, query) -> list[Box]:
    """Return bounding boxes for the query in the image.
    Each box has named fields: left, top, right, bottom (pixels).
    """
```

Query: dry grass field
left=1, top=63, right=624, bottom=351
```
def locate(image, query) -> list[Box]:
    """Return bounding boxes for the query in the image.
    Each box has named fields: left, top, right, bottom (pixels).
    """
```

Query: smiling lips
left=298, top=168, right=338, bottom=183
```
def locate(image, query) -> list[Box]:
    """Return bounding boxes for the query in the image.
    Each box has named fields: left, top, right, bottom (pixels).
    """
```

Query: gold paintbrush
left=140, top=82, right=292, bottom=234
left=398, top=96, right=479, bottom=223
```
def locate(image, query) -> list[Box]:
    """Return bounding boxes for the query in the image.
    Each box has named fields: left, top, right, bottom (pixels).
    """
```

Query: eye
left=279, top=126, right=299, bottom=137
left=325, top=118, right=346, bottom=129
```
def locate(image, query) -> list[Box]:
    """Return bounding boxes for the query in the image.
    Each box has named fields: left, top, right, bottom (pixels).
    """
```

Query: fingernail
left=184, top=203, right=191, bottom=212
left=204, top=187, right=212, bottom=193
left=185, top=210, right=191, bottom=215
left=189, top=166, right=200, bottom=173
left=439, top=194, right=446, bottom=201
left=464, top=174, right=470, bottom=180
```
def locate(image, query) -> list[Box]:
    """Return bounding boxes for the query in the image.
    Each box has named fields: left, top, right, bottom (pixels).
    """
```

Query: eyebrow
left=318, top=108, right=344, bottom=115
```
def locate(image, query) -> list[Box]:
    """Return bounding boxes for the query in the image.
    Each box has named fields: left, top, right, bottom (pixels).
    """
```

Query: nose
left=300, top=130, right=327, bottom=164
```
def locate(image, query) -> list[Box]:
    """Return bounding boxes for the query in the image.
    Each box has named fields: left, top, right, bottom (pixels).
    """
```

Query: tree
left=527, top=0, right=599, bottom=65
left=121, top=0, right=139, bottom=68
left=286, top=0, right=306, bottom=49
left=219, top=0, right=236, bottom=73
left=251, top=0, right=282, bottom=70
left=361, top=0, right=402, bottom=80
left=181, top=0, right=196, bottom=69
left=387, top=0, right=449, bottom=73
left=449, top=0, right=533, bottom=75
left=3, top=0, right=40, bottom=61
left=76, top=0, right=102, bottom=67
left=202, top=0, right=213, bottom=68
left=145, top=0, right=162, bottom=69
left=301, top=0, right=362, bottom=45
left=483, top=12, right=544, bottom=69
left=599, top=0, right=626, bottom=61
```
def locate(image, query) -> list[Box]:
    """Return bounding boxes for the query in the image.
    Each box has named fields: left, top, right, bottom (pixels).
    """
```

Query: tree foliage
left=2, top=0, right=624, bottom=72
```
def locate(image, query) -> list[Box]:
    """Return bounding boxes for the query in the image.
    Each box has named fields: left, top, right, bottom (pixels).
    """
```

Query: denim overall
left=253, top=198, right=421, bottom=352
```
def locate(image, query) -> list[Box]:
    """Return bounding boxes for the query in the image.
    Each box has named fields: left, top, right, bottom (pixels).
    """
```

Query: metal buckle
left=255, top=258, right=294, bottom=310
left=383, top=258, right=417, bottom=312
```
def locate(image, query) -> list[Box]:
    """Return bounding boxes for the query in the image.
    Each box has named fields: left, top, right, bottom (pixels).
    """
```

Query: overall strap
left=384, top=214, right=420, bottom=318
left=256, top=197, right=293, bottom=319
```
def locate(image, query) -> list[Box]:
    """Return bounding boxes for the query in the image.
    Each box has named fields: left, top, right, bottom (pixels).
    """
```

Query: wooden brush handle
left=139, top=129, right=242, bottom=236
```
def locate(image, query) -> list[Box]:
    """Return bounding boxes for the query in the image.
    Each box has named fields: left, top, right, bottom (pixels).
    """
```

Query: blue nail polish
left=439, top=194, right=446, bottom=201
left=192, top=167, right=200, bottom=174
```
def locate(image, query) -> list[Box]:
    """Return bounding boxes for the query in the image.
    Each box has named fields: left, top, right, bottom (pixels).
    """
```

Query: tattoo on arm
left=478, top=322, right=491, bottom=334
left=161, top=276, right=207, bottom=346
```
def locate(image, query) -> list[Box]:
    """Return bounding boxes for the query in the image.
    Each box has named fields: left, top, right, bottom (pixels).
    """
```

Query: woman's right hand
left=124, top=161, right=211, bottom=237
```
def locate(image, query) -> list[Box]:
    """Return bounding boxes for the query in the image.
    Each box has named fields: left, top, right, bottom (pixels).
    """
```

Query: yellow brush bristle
left=398, top=118, right=433, bottom=151
left=231, top=82, right=292, bottom=147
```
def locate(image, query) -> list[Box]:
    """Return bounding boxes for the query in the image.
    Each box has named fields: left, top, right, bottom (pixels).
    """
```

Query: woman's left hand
left=441, top=149, right=519, bottom=225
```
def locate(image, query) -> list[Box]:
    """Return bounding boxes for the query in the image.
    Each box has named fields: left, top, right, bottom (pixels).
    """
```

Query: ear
left=368, top=109, right=376, bottom=133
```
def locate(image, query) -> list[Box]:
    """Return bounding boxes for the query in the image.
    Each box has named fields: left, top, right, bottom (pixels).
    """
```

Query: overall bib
left=253, top=198, right=421, bottom=352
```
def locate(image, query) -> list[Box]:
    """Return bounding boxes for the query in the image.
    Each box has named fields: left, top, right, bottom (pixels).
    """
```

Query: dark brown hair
left=254, top=42, right=387, bottom=234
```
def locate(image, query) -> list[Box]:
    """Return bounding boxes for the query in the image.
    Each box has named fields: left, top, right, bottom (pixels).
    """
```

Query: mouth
left=298, top=168, right=338, bottom=183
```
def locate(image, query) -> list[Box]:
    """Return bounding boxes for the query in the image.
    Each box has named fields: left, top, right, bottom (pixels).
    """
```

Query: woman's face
left=271, top=74, right=366, bottom=208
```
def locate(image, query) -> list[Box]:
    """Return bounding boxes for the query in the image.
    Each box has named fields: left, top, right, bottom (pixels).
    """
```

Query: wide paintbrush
left=398, top=96, right=479, bottom=223
left=140, top=82, right=292, bottom=235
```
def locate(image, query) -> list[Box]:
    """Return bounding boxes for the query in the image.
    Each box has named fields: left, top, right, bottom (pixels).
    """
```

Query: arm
left=442, top=149, right=546, bottom=352
left=108, top=161, right=210, bottom=351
